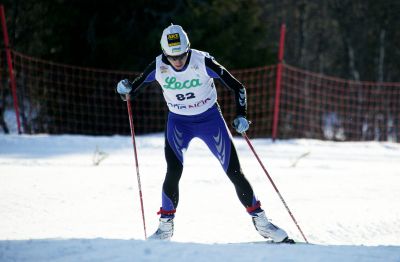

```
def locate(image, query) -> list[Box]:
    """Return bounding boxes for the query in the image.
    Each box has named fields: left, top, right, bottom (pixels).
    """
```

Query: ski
left=244, top=240, right=309, bottom=245
left=230, top=238, right=311, bottom=245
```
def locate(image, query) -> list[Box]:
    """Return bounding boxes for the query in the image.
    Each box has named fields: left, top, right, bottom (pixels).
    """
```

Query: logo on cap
left=167, top=33, right=181, bottom=47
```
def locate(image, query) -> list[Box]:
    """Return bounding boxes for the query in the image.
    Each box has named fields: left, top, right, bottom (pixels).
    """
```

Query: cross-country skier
left=116, top=24, right=293, bottom=243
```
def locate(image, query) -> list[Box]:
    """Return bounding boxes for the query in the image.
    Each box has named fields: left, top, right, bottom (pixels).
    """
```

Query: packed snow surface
left=1, top=134, right=399, bottom=261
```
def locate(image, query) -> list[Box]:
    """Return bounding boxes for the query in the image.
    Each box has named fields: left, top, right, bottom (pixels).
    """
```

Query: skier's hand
left=233, top=116, right=249, bottom=134
left=116, top=79, right=132, bottom=95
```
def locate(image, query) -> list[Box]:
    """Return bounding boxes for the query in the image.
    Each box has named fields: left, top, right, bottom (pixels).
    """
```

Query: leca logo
left=163, top=77, right=202, bottom=90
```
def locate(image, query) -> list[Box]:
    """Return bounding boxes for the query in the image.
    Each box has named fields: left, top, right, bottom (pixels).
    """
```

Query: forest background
left=3, top=0, right=400, bottom=82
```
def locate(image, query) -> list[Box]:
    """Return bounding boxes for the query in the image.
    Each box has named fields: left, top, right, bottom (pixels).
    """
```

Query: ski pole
left=125, top=94, right=147, bottom=239
left=242, top=132, right=308, bottom=243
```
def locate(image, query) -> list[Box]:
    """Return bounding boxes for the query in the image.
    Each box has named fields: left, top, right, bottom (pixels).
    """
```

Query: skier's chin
left=172, top=64, right=184, bottom=70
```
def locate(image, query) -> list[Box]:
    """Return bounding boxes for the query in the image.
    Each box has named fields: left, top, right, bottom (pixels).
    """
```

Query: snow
left=0, top=133, right=399, bottom=261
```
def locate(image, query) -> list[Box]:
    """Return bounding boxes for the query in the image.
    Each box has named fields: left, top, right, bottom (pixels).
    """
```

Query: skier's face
left=167, top=52, right=188, bottom=70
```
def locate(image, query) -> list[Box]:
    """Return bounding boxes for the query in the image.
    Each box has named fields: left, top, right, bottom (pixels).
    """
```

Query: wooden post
left=0, top=5, right=22, bottom=134
left=272, top=24, right=286, bottom=141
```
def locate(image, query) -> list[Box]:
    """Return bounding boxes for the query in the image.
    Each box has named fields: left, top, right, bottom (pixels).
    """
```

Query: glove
left=233, top=116, right=249, bottom=134
left=116, top=79, right=132, bottom=95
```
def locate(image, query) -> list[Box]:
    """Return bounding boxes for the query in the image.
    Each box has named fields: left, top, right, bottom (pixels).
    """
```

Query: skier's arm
left=205, top=56, right=247, bottom=117
left=116, top=60, right=157, bottom=100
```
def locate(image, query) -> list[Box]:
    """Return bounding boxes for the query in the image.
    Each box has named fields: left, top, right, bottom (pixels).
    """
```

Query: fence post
left=272, top=24, right=286, bottom=141
left=0, top=5, right=21, bottom=134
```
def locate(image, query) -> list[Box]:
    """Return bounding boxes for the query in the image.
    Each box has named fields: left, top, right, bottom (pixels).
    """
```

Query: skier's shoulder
left=156, top=53, right=164, bottom=64
left=191, top=49, right=213, bottom=60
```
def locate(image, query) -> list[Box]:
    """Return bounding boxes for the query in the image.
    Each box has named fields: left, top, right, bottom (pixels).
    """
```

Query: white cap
left=160, top=24, right=190, bottom=56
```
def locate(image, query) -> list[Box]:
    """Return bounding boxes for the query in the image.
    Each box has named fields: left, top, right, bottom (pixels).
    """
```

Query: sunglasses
left=166, top=52, right=188, bottom=61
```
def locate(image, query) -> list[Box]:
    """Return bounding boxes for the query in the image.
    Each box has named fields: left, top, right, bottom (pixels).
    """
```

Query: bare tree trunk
left=343, top=37, right=362, bottom=140
left=377, top=29, right=385, bottom=83
left=346, top=39, right=360, bottom=81
left=298, top=2, right=307, bottom=68
left=377, top=29, right=389, bottom=140
left=0, top=85, right=9, bottom=134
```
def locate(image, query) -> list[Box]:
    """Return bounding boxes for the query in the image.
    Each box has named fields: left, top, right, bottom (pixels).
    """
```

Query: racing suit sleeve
left=127, top=60, right=157, bottom=98
left=204, top=56, right=247, bottom=117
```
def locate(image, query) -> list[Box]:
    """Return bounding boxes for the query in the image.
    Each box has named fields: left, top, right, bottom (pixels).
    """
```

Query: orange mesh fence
left=279, top=64, right=400, bottom=141
left=1, top=49, right=399, bottom=141
left=0, top=49, right=275, bottom=136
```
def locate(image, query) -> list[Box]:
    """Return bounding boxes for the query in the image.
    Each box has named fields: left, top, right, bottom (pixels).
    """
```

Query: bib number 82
left=176, top=92, right=195, bottom=101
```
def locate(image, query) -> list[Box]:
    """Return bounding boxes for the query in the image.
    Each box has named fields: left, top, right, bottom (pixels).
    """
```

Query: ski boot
left=251, top=210, right=291, bottom=243
left=148, top=217, right=174, bottom=240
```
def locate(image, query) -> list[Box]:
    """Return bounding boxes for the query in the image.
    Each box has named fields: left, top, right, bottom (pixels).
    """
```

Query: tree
left=3, top=0, right=274, bottom=71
